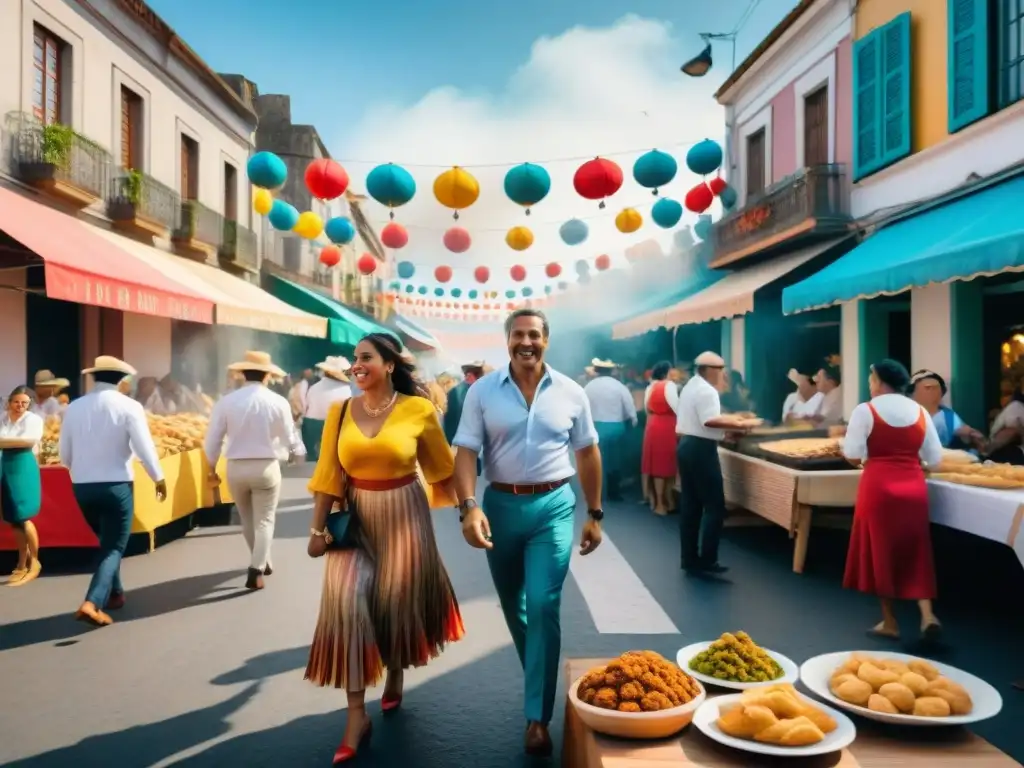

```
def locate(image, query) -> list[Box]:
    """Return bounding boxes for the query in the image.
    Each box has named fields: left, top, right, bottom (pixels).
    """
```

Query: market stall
left=928, top=480, right=1024, bottom=567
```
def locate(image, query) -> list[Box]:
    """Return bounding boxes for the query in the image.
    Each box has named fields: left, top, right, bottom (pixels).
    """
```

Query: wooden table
left=563, top=658, right=1018, bottom=767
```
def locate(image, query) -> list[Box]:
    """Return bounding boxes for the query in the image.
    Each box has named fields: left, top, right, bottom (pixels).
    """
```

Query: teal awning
left=782, top=175, right=1024, bottom=314
left=392, top=313, right=440, bottom=348
left=267, top=276, right=396, bottom=347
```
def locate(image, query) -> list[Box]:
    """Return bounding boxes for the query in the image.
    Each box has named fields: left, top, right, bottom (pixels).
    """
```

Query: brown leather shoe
left=75, top=602, right=113, bottom=627
left=245, top=568, right=265, bottom=590
left=524, top=721, right=552, bottom=756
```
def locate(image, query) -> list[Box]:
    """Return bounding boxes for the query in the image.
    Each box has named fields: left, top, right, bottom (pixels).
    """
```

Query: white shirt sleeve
left=127, top=402, right=164, bottom=482
left=23, top=413, right=44, bottom=443
left=278, top=397, right=306, bottom=456
left=696, top=384, right=721, bottom=427
left=919, top=406, right=944, bottom=466
left=664, top=382, right=679, bottom=413
left=842, top=403, right=872, bottom=461
left=782, top=392, right=797, bottom=421
left=204, top=400, right=228, bottom=466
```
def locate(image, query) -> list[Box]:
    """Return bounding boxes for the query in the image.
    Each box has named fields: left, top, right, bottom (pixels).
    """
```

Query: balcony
left=709, top=164, right=852, bottom=268
left=172, top=199, right=223, bottom=260
left=108, top=171, right=181, bottom=238
left=9, top=115, right=111, bottom=207
left=218, top=220, right=258, bottom=271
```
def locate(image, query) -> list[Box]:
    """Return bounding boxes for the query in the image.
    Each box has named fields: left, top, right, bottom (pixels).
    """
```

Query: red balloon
left=573, top=157, right=624, bottom=203
left=319, top=245, right=341, bottom=268
left=357, top=254, right=377, bottom=275
left=510, top=265, right=527, bottom=282
left=305, top=159, right=349, bottom=201
left=544, top=262, right=562, bottom=278
left=443, top=226, right=471, bottom=253
left=708, top=175, right=728, bottom=196
left=381, top=222, right=408, bottom=249
left=474, top=266, right=490, bottom=283
left=595, top=254, right=611, bottom=271
left=685, top=182, right=715, bottom=214
left=435, top=265, right=453, bottom=283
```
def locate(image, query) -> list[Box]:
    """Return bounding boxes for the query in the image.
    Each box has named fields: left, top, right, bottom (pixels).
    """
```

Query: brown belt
left=348, top=473, right=418, bottom=491
left=489, top=478, right=570, bottom=495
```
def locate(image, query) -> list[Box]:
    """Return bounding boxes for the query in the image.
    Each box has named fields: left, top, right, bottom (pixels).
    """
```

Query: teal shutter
left=947, top=0, right=991, bottom=132
left=852, top=29, right=882, bottom=180
left=880, top=13, right=912, bottom=167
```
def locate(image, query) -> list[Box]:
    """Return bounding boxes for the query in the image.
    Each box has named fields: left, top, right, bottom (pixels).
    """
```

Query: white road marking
left=570, top=531, right=679, bottom=634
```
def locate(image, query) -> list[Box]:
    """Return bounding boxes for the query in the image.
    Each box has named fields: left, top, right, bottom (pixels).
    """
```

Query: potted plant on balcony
left=18, top=122, right=74, bottom=183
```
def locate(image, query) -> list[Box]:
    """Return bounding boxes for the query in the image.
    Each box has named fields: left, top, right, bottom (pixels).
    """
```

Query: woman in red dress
left=642, top=361, right=679, bottom=515
left=842, top=360, right=944, bottom=642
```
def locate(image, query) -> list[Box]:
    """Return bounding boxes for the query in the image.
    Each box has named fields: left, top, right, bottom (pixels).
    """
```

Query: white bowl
left=677, top=641, right=800, bottom=690
left=568, top=674, right=706, bottom=739
left=800, top=651, right=1003, bottom=726
left=692, top=692, right=857, bottom=757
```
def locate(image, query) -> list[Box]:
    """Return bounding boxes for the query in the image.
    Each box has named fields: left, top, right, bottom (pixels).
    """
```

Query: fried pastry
left=753, top=716, right=825, bottom=747
left=900, top=672, right=929, bottom=696
left=716, top=703, right=778, bottom=739
left=829, top=654, right=973, bottom=718
left=913, top=696, right=952, bottom=717
left=867, top=693, right=899, bottom=714
left=907, top=659, right=941, bottom=682
left=858, top=662, right=900, bottom=689
left=878, top=682, right=916, bottom=713
left=833, top=677, right=873, bottom=706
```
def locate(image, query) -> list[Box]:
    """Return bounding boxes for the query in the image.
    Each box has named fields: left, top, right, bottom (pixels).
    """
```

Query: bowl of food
left=800, top=651, right=1002, bottom=726
left=678, top=632, right=799, bottom=690
left=569, top=650, right=706, bottom=739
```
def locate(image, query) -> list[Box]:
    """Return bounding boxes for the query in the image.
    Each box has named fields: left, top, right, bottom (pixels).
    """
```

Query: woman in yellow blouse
left=305, top=333, right=464, bottom=764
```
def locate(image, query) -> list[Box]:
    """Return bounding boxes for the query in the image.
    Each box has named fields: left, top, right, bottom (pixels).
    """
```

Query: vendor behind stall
left=782, top=369, right=822, bottom=423
left=987, top=380, right=1024, bottom=465
left=583, top=358, right=637, bottom=502
left=302, top=356, right=351, bottom=461
left=812, top=365, right=844, bottom=425
left=908, top=370, right=986, bottom=452
left=32, top=370, right=69, bottom=418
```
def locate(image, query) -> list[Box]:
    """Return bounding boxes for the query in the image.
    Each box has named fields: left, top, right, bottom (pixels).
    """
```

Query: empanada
left=716, top=703, right=778, bottom=739
left=753, top=716, right=825, bottom=747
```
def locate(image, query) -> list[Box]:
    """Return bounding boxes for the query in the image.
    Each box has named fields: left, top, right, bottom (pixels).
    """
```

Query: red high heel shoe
left=332, top=719, right=372, bottom=764
left=381, top=693, right=402, bottom=713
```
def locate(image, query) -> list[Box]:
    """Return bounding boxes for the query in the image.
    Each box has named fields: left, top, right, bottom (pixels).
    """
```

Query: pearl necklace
left=362, top=391, right=397, bottom=418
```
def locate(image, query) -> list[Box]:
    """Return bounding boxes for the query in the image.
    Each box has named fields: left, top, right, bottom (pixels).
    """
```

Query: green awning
left=267, top=275, right=396, bottom=347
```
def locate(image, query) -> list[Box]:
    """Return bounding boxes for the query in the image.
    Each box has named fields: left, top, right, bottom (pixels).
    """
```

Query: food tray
left=751, top=443, right=851, bottom=472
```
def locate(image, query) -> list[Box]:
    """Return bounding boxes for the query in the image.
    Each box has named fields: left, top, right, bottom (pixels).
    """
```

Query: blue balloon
left=397, top=261, right=416, bottom=279
left=651, top=198, right=683, bottom=229
left=389, top=281, right=400, bottom=290
left=557, top=281, right=568, bottom=290
left=417, top=285, right=428, bottom=295
left=560, top=218, right=589, bottom=246
left=544, top=285, right=552, bottom=295
left=505, top=289, right=516, bottom=299
left=434, top=287, right=444, bottom=297
left=693, top=214, right=713, bottom=241
left=632, top=149, right=678, bottom=194
left=324, top=216, right=356, bottom=245
left=719, top=184, right=738, bottom=209
left=686, top=139, right=724, bottom=176
left=366, top=163, right=416, bottom=208
left=404, top=284, right=415, bottom=293
left=451, top=288, right=463, bottom=298
left=503, top=163, right=551, bottom=213
left=247, top=151, right=287, bottom=190
left=574, top=259, right=590, bottom=274
left=468, top=289, right=478, bottom=299
left=522, top=286, right=534, bottom=298
left=267, top=199, right=299, bottom=231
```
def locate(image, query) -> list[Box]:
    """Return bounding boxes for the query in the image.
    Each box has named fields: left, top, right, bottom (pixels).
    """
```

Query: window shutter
left=880, top=12, right=912, bottom=166
left=947, top=0, right=990, bottom=132
left=852, top=29, right=882, bottom=180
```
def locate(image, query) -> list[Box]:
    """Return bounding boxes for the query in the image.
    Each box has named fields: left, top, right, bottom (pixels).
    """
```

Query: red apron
left=642, top=381, right=678, bottom=479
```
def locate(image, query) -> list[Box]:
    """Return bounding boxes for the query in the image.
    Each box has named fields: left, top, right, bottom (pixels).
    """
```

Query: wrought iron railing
left=173, top=199, right=224, bottom=248
left=108, top=171, right=181, bottom=231
left=219, top=219, right=258, bottom=269
left=710, top=164, right=851, bottom=263
left=8, top=113, right=111, bottom=199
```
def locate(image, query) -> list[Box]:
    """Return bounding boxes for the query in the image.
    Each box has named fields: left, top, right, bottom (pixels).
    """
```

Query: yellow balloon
left=253, top=188, right=273, bottom=216
left=505, top=226, right=534, bottom=251
left=615, top=207, right=643, bottom=234
left=293, top=211, right=324, bottom=240
left=433, top=166, right=480, bottom=214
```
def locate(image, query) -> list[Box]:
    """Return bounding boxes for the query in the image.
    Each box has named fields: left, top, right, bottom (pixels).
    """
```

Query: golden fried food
left=877, top=682, right=915, bottom=713
left=913, top=697, right=952, bottom=717
left=577, top=651, right=702, bottom=713
left=716, top=703, right=778, bottom=739
left=857, top=662, right=900, bottom=689
left=716, top=683, right=836, bottom=747
left=829, top=655, right=972, bottom=717
left=689, top=631, right=784, bottom=683
left=757, top=438, right=843, bottom=460
left=867, top=694, right=899, bottom=714
left=37, top=413, right=210, bottom=466
left=753, top=716, right=824, bottom=747
left=900, top=672, right=929, bottom=696
left=833, top=677, right=872, bottom=706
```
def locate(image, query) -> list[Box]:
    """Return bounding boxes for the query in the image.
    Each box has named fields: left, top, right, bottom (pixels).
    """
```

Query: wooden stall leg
left=792, top=504, right=812, bottom=574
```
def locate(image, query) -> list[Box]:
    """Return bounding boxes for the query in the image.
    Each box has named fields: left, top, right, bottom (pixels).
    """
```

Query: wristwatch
left=458, top=498, right=478, bottom=522
left=588, top=508, right=604, bottom=522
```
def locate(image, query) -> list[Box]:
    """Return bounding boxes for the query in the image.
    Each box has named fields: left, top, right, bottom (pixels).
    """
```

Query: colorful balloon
left=253, top=188, right=273, bottom=216
left=305, top=159, right=349, bottom=200
left=505, top=226, right=534, bottom=251
left=247, top=151, right=287, bottom=190
left=559, top=218, right=589, bottom=246
left=693, top=214, right=713, bottom=241
left=451, top=288, right=463, bottom=298
left=443, top=226, right=472, bottom=253
left=267, top=199, right=299, bottom=231
left=319, top=245, right=341, bottom=268
left=474, top=266, right=490, bottom=283
left=397, top=261, right=415, bottom=279
left=522, top=286, right=534, bottom=297
left=468, top=289, right=479, bottom=299
left=719, top=185, right=738, bottom=209
left=505, top=289, right=516, bottom=299
left=503, top=162, right=551, bottom=215
left=434, top=265, right=453, bottom=283
left=595, top=254, right=611, bottom=271
left=418, top=285, right=428, bottom=295
left=708, top=175, right=728, bottom=196
left=573, top=157, right=623, bottom=208
left=324, top=216, right=356, bottom=245
left=615, top=208, right=643, bottom=234
left=357, top=254, right=377, bottom=275
left=433, top=166, right=480, bottom=219
left=366, top=163, right=416, bottom=218
left=651, top=198, right=683, bottom=229
left=293, top=211, right=324, bottom=240
left=434, top=287, right=444, bottom=297
left=686, top=139, right=724, bottom=176
left=632, top=149, right=678, bottom=195
left=510, top=265, right=527, bottom=282
left=684, top=182, right=715, bottom=214
left=404, top=284, right=415, bottom=293
left=545, top=262, right=562, bottom=279
left=380, top=222, right=409, bottom=249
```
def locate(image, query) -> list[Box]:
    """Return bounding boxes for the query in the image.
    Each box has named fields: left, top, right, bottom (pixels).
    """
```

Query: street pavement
left=2, top=467, right=1023, bottom=767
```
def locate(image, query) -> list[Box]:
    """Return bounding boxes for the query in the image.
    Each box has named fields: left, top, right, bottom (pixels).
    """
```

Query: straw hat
left=315, top=355, right=350, bottom=382
left=461, top=360, right=486, bottom=373
left=34, top=369, right=71, bottom=389
left=585, top=357, right=618, bottom=375
left=694, top=351, right=726, bottom=368
left=81, top=356, right=137, bottom=377
left=226, top=351, right=285, bottom=377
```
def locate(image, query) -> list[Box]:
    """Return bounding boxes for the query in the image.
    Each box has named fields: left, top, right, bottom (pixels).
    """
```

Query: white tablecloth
left=927, top=480, right=1024, bottom=564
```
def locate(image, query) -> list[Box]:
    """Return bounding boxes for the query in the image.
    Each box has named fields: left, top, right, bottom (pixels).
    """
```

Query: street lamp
left=680, top=32, right=738, bottom=77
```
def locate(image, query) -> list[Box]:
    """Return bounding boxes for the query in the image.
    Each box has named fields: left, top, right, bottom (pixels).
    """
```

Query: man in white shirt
left=205, top=351, right=305, bottom=591
left=675, top=351, right=748, bottom=575
left=782, top=369, right=823, bottom=423
left=583, top=358, right=638, bottom=502
left=32, top=369, right=69, bottom=418
left=60, top=356, right=166, bottom=627
left=813, top=365, right=844, bottom=425
left=302, top=356, right=352, bottom=461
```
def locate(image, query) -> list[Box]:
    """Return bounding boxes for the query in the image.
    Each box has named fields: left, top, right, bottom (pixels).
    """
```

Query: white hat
left=226, top=351, right=285, bottom=377
left=590, top=358, right=617, bottom=369
left=461, top=360, right=486, bottom=372
left=82, top=356, right=137, bottom=377
left=694, top=351, right=726, bottom=368
left=315, top=355, right=350, bottom=381
left=34, top=369, right=71, bottom=389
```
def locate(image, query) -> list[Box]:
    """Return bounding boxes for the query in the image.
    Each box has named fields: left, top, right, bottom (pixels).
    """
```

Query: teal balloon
left=389, top=281, right=400, bottom=290
left=651, top=198, right=683, bottom=229
left=247, top=151, right=287, bottom=190
left=632, top=149, right=678, bottom=194
left=434, top=287, right=444, bottom=297
left=366, top=163, right=416, bottom=208
left=468, top=289, right=478, bottom=299
left=719, top=185, right=738, bottom=209
left=404, top=284, right=415, bottom=293
left=503, top=163, right=551, bottom=212
left=544, top=285, right=552, bottom=295
left=417, top=285, right=428, bottom=295
left=693, top=214, right=713, bottom=241
left=559, top=218, right=588, bottom=246
left=267, top=199, right=299, bottom=231
left=324, top=216, right=356, bottom=244
left=522, top=286, right=534, bottom=297
left=451, top=288, right=463, bottom=298
left=397, top=261, right=416, bottom=279
left=686, top=139, right=723, bottom=176
left=505, top=289, right=516, bottom=299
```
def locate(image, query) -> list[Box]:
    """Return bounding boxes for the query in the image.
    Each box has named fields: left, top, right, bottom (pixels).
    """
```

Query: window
left=745, top=129, right=766, bottom=198
left=180, top=135, right=198, bottom=200
left=32, top=25, right=65, bottom=125
left=223, top=162, right=238, bottom=221
left=803, top=86, right=829, bottom=166
left=120, top=86, right=142, bottom=170
left=998, top=0, right=1024, bottom=107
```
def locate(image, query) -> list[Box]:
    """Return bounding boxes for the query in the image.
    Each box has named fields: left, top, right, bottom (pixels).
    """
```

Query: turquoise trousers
left=483, top=482, right=576, bottom=724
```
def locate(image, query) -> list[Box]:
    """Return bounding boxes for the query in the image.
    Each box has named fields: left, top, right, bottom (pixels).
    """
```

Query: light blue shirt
left=931, top=406, right=964, bottom=448
left=453, top=364, right=598, bottom=484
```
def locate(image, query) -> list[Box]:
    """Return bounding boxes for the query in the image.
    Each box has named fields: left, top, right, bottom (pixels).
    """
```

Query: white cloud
left=335, top=15, right=726, bottom=298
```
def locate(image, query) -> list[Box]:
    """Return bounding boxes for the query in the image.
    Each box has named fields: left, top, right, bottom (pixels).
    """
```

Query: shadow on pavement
left=0, top=569, right=248, bottom=652
left=210, top=645, right=310, bottom=686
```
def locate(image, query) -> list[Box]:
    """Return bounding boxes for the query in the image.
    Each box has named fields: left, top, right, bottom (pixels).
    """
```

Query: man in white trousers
left=205, top=351, right=305, bottom=590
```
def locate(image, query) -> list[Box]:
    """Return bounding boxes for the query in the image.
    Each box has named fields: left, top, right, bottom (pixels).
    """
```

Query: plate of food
left=800, top=651, right=1003, bottom=725
left=677, top=632, right=799, bottom=690
left=692, top=683, right=856, bottom=757
left=569, top=650, right=706, bottom=739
